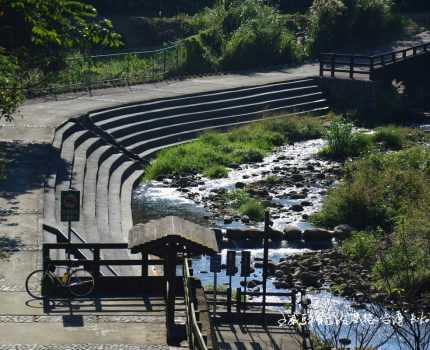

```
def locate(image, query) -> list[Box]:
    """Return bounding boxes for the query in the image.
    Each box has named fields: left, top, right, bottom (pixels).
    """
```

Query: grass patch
left=204, top=165, right=228, bottom=179
left=373, top=125, right=429, bottom=150
left=144, top=115, right=325, bottom=180
left=223, top=189, right=266, bottom=221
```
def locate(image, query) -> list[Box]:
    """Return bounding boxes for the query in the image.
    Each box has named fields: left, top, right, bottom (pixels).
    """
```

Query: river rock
left=235, top=182, right=246, bottom=189
left=268, top=227, right=284, bottom=240
left=334, top=224, right=353, bottom=239
left=225, top=228, right=262, bottom=241
left=303, top=228, right=334, bottom=241
left=224, top=216, right=233, bottom=224
left=283, top=224, right=302, bottom=241
left=290, top=204, right=304, bottom=212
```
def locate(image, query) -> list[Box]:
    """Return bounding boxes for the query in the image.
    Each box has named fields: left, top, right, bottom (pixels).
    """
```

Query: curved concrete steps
left=43, top=77, right=329, bottom=275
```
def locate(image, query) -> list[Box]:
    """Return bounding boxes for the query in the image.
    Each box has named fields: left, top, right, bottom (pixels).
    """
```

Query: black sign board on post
left=210, top=254, right=222, bottom=273
left=61, top=191, right=80, bottom=222
left=240, top=251, right=251, bottom=277
left=226, top=250, right=236, bottom=276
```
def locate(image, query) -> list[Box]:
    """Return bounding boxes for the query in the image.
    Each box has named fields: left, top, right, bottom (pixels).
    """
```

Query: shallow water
left=131, top=138, right=417, bottom=349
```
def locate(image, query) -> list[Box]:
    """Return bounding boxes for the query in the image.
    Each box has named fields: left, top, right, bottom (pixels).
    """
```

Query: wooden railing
left=320, top=41, right=430, bottom=79
left=43, top=243, right=165, bottom=277
left=183, top=258, right=216, bottom=350
left=205, top=289, right=297, bottom=313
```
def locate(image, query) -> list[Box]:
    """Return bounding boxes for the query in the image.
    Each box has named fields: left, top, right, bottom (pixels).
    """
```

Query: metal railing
left=320, top=41, right=430, bottom=79
left=183, top=258, right=210, bottom=350
left=6, top=42, right=187, bottom=99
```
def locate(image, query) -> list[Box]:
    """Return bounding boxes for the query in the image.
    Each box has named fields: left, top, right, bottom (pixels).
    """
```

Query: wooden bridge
left=320, top=41, right=430, bottom=80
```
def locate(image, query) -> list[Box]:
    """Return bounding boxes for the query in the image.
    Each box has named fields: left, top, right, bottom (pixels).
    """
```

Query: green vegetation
left=308, top=0, right=403, bottom=53
left=319, top=119, right=430, bottom=160
left=0, top=0, right=122, bottom=119
left=144, top=115, right=324, bottom=180
left=318, top=144, right=430, bottom=298
left=341, top=231, right=379, bottom=263
left=318, top=118, right=373, bottom=160
left=313, top=147, right=430, bottom=231
left=204, top=165, right=229, bottom=179
left=223, top=189, right=266, bottom=221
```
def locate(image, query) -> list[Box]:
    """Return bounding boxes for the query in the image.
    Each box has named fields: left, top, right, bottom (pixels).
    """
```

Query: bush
left=319, top=118, right=373, bottom=160
left=239, top=199, right=266, bottom=221
left=373, top=218, right=430, bottom=296
left=312, top=147, right=430, bottom=231
left=341, top=231, right=379, bottom=263
left=308, top=0, right=403, bottom=53
left=204, top=165, right=229, bottom=179
left=0, top=52, right=23, bottom=121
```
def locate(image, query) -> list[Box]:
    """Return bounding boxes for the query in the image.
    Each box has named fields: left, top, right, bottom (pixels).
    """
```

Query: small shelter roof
left=128, top=216, right=218, bottom=256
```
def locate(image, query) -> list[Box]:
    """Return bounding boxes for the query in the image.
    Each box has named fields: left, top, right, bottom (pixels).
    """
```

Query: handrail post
left=227, top=287, right=232, bottom=313
left=42, top=245, right=50, bottom=272
left=330, top=54, right=335, bottom=78
left=369, top=56, right=374, bottom=75
left=413, top=47, right=417, bottom=56
left=291, top=289, right=297, bottom=314
left=93, top=248, right=101, bottom=279
left=349, top=56, right=354, bottom=79
left=403, top=49, right=407, bottom=59
left=319, top=55, right=324, bottom=77
left=381, top=55, right=385, bottom=66
left=236, top=287, right=242, bottom=313
left=163, top=49, right=167, bottom=75
left=141, top=252, right=148, bottom=277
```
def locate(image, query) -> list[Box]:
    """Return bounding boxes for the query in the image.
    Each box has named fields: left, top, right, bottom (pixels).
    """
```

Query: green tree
left=0, top=0, right=122, bottom=119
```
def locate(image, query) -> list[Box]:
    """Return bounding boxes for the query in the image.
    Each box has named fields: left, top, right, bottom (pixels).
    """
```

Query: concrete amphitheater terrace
left=0, top=64, right=321, bottom=347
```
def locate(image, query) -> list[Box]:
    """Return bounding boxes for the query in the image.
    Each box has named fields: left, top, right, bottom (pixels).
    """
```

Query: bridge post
left=227, top=287, right=232, bottom=313
left=349, top=56, right=354, bottom=79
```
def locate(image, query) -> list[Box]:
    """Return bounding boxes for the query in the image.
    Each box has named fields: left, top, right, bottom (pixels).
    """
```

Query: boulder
left=334, top=224, right=353, bottom=239
left=290, top=204, right=304, bottom=212
left=284, top=224, right=302, bottom=241
left=268, top=227, right=284, bottom=241
left=303, top=228, right=334, bottom=241
left=235, top=182, right=246, bottom=189
left=225, top=228, right=262, bottom=241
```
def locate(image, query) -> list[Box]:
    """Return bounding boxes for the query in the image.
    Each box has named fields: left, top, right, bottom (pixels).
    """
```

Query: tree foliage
left=0, top=0, right=122, bottom=120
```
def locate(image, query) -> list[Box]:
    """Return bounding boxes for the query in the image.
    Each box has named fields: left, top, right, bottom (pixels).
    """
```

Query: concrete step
left=96, top=85, right=321, bottom=132
left=116, top=96, right=327, bottom=148
left=128, top=103, right=328, bottom=155
left=90, top=78, right=316, bottom=123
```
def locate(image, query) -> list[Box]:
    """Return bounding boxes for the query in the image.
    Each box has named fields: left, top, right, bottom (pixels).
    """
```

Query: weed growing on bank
left=143, top=115, right=325, bottom=180
left=223, top=189, right=266, bottom=221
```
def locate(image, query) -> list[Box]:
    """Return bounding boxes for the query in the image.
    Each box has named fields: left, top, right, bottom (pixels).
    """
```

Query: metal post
left=213, top=271, right=217, bottom=316
left=163, top=49, right=167, bottom=75
left=291, top=289, right=297, bottom=314
left=331, top=54, right=335, bottom=78
left=67, top=221, right=72, bottom=260
left=236, top=287, right=241, bottom=313
left=141, top=252, right=148, bottom=277
left=262, top=211, right=270, bottom=318
left=227, top=287, right=232, bottom=313
left=349, top=56, right=354, bottom=79
left=243, top=275, right=247, bottom=315
left=93, top=248, right=101, bottom=279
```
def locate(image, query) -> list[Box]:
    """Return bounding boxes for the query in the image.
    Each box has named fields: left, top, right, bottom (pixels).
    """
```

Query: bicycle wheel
left=68, top=269, right=95, bottom=297
left=25, top=270, right=47, bottom=299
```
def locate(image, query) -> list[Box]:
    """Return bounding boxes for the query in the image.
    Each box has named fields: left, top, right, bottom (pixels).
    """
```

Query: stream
left=132, top=138, right=418, bottom=350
